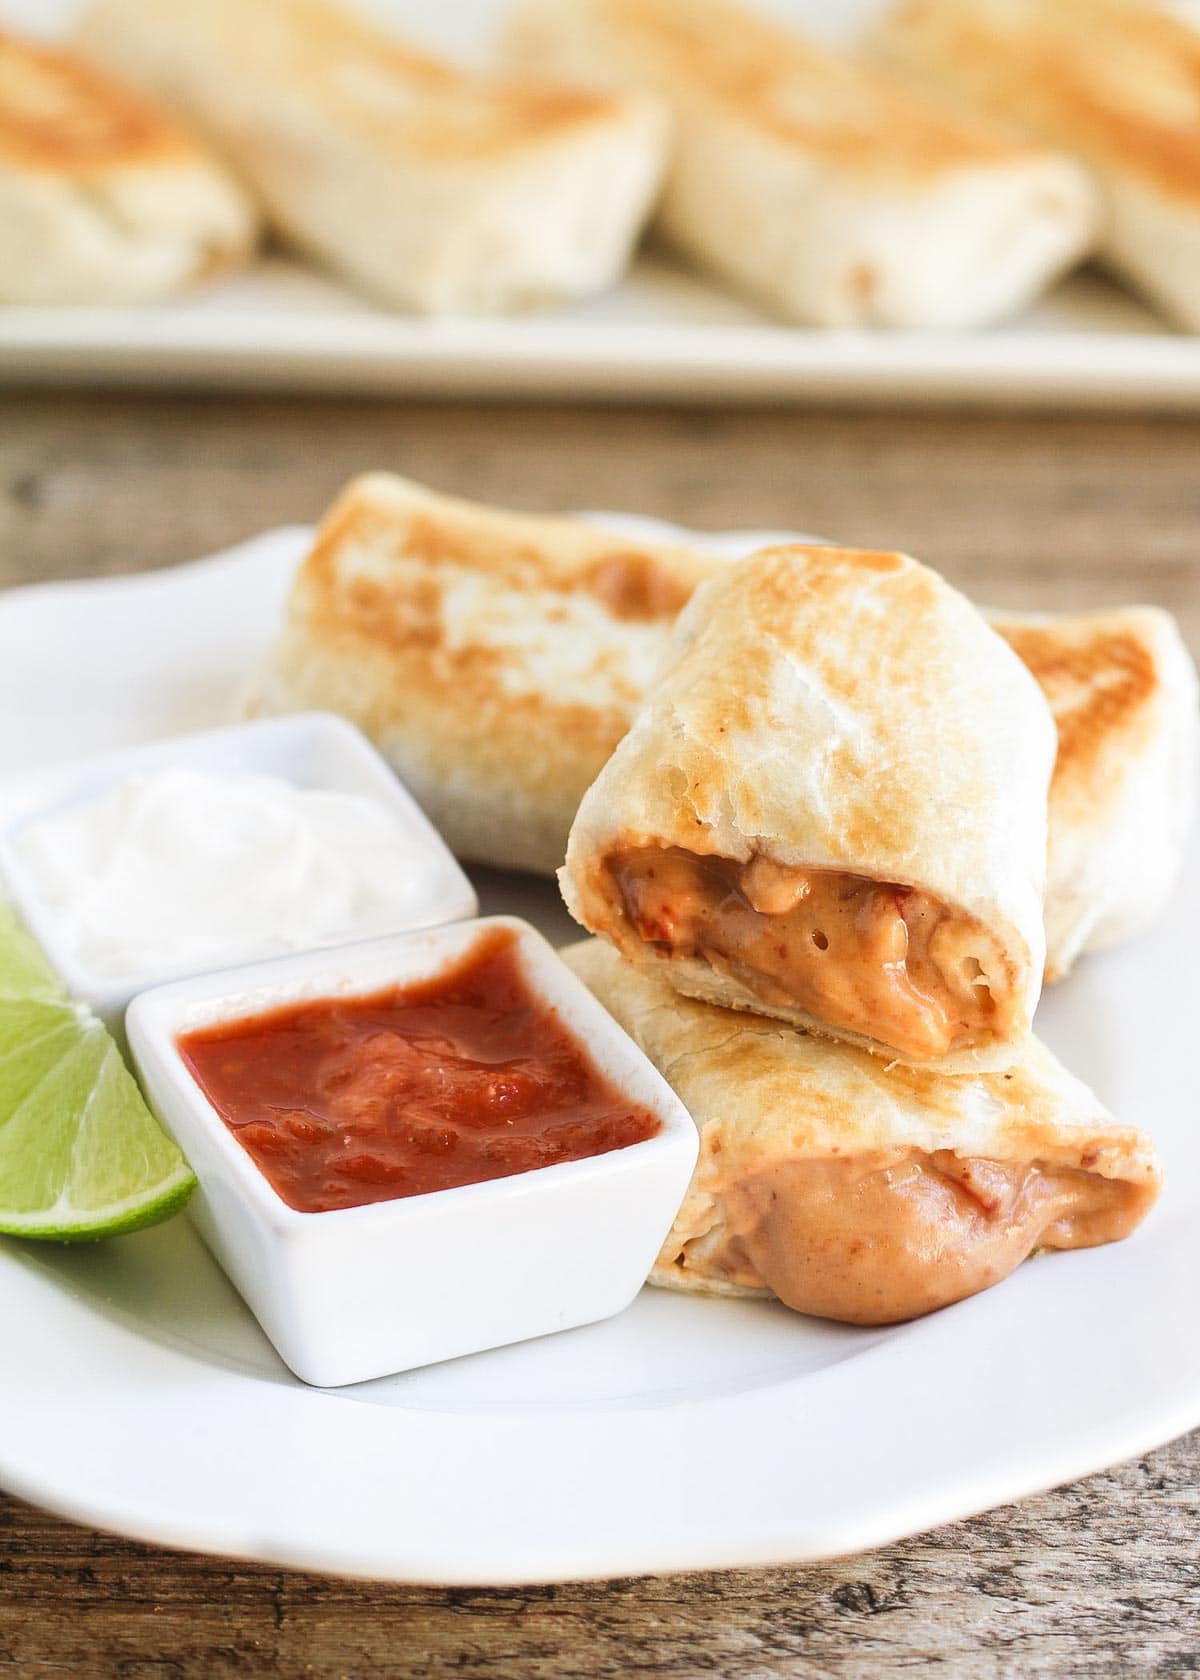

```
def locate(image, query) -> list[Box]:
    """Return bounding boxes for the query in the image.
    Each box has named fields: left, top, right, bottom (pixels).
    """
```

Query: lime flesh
left=0, top=907, right=195, bottom=1241
left=0, top=908, right=67, bottom=1004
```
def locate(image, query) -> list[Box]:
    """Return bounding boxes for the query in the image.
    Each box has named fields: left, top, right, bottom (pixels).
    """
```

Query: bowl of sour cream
left=0, top=713, right=478, bottom=1031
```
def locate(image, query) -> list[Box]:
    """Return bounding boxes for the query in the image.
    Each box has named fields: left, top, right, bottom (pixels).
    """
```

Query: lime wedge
left=0, top=907, right=67, bottom=1004
left=0, top=906, right=196, bottom=1240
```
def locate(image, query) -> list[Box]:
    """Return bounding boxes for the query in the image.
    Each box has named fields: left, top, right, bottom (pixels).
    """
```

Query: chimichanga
left=564, top=939, right=1161, bottom=1325
left=505, top=0, right=1097, bottom=327
left=992, top=607, right=1199, bottom=981
left=76, top=0, right=667, bottom=314
left=0, top=28, right=255, bottom=304
left=246, top=473, right=721, bottom=873
left=247, top=477, right=1197, bottom=981
left=869, top=0, right=1200, bottom=331
left=560, top=546, right=1056, bottom=1069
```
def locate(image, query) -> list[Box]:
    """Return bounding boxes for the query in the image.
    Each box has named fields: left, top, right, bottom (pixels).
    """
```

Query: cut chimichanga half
left=561, top=546, right=1057, bottom=1069
left=565, top=939, right=1161, bottom=1326
left=869, top=0, right=1200, bottom=331
left=0, top=28, right=255, bottom=304
left=993, top=607, right=1199, bottom=981
left=246, top=473, right=722, bottom=872
left=76, top=0, right=667, bottom=314
left=505, top=0, right=1097, bottom=327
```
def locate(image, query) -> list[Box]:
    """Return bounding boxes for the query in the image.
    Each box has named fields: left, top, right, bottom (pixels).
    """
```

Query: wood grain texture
left=1, top=1434, right=1198, bottom=1679
left=2, top=392, right=1199, bottom=649
left=0, top=389, right=1197, bottom=1678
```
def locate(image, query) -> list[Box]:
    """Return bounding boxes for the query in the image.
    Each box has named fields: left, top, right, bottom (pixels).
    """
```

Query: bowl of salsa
left=127, top=917, right=698, bottom=1387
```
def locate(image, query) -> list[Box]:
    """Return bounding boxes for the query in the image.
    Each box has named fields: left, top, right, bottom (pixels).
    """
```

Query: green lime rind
left=0, top=912, right=197, bottom=1241
left=0, top=1160, right=196, bottom=1241
left=0, top=1026, right=197, bottom=1240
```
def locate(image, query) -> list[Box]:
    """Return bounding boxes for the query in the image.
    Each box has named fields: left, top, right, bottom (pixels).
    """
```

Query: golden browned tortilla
left=77, top=0, right=667, bottom=313
left=561, top=545, right=1056, bottom=1069
left=0, top=26, right=255, bottom=304
left=249, top=474, right=1197, bottom=981
left=869, top=0, right=1200, bottom=328
left=506, top=0, right=1096, bottom=327
left=565, top=938, right=1161, bottom=1326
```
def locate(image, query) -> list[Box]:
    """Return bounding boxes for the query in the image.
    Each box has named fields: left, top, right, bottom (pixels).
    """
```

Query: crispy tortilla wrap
left=564, top=938, right=1161, bottom=1326
left=77, top=0, right=667, bottom=314
left=506, top=0, right=1096, bottom=327
left=248, top=477, right=1197, bottom=979
left=247, top=473, right=720, bottom=873
left=869, top=0, right=1200, bottom=331
left=993, top=606, right=1199, bottom=980
left=0, top=26, right=254, bottom=304
left=561, top=545, right=1056, bottom=1069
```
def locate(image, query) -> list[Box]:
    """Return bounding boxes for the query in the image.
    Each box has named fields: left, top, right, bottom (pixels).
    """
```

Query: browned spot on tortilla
left=0, top=30, right=197, bottom=170
left=399, top=513, right=548, bottom=578
left=582, top=551, right=695, bottom=621
left=216, top=0, right=630, bottom=164
left=289, top=509, right=639, bottom=798
left=606, top=0, right=1032, bottom=179
left=846, top=264, right=880, bottom=307
left=996, top=623, right=1157, bottom=799
left=301, top=486, right=718, bottom=605
left=880, top=0, right=1200, bottom=204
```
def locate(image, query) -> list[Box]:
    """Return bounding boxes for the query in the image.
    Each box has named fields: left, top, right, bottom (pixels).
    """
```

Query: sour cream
left=17, top=767, right=433, bottom=980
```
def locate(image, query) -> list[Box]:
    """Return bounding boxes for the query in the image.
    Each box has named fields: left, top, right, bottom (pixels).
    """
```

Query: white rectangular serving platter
left=4, top=0, right=1200, bottom=407
left=0, top=516, right=1197, bottom=1584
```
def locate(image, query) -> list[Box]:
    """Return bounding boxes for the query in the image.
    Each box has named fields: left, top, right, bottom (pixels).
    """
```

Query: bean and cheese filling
left=665, top=1150, right=1156, bottom=1326
left=604, top=845, right=1015, bottom=1060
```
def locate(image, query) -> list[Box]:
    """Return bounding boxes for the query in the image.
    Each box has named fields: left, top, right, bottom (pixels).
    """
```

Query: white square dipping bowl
left=126, top=916, right=700, bottom=1388
left=0, top=712, right=478, bottom=1033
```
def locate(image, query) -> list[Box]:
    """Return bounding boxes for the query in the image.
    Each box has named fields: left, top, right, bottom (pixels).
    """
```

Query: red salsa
left=177, top=928, right=660, bottom=1214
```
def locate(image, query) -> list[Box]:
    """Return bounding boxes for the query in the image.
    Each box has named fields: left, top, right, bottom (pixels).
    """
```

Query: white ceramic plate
left=0, top=520, right=1197, bottom=1584
left=4, top=0, right=1200, bottom=408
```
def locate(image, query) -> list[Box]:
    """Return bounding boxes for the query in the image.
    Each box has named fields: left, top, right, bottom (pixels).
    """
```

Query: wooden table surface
left=1, top=390, right=1198, bottom=1679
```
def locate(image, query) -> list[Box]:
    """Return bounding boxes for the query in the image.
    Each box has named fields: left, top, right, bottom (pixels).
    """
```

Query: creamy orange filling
left=605, top=845, right=1011, bottom=1059
left=668, top=1150, right=1153, bottom=1326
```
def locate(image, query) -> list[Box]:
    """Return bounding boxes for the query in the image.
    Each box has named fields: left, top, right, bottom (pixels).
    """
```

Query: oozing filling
left=605, top=846, right=1012, bottom=1059
left=668, top=1150, right=1152, bottom=1326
